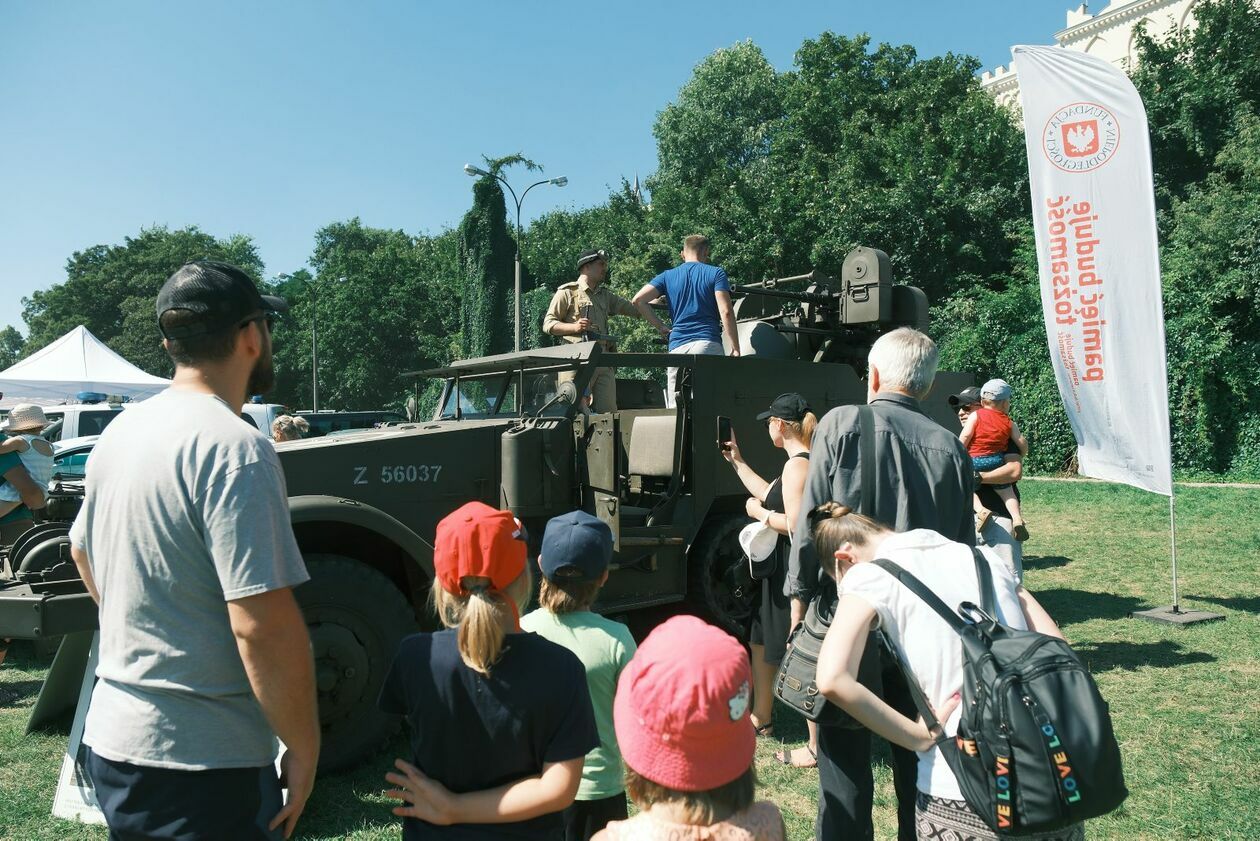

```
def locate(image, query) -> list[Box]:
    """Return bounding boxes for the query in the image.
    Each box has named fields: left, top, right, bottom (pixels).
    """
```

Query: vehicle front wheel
left=687, top=514, right=757, bottom=640
left=295, top=554, right=419, bottom=771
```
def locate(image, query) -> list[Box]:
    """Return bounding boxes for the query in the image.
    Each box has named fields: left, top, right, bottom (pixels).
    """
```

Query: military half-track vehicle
left=0, top=247, right=969, bottom=770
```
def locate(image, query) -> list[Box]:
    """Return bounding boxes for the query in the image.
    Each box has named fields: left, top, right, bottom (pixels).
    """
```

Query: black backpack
left=872, top=554, right=1127, bottom=836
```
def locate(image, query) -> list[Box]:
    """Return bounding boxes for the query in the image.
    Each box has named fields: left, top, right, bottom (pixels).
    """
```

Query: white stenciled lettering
left=378, top=465, right=445, bottom=485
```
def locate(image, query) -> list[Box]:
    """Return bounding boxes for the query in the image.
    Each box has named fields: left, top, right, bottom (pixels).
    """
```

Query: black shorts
left=85, top=747, right=283, bottom=840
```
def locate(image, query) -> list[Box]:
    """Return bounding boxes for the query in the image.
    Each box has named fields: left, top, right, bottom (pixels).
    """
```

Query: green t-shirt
left=520, top=608, right=636, bottom=799
left=0, top=446, right=34, bottom=525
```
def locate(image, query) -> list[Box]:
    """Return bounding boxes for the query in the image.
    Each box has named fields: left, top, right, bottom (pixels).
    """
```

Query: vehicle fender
left=287, top=495, right=434, bottom=576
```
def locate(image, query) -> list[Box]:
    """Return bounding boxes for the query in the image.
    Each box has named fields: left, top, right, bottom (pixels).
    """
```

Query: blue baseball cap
left=540, top=511, right=613, bottom=582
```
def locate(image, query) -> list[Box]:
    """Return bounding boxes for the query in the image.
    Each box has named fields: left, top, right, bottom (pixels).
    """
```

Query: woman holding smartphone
left=722, top=392, right=819, bottom=767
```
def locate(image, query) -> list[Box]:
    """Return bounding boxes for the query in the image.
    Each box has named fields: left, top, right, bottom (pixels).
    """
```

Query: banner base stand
left=1131, top=605, right=1225, bottom=626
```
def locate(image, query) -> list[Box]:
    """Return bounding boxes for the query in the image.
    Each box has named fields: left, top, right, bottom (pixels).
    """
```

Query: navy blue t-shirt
left=649, top=262, right=731, bottom=350
left=378, top=629, right=598, bottom=840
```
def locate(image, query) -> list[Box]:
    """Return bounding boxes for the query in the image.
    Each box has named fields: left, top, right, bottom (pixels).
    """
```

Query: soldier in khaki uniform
left=544, top=248, right=669, bottom=412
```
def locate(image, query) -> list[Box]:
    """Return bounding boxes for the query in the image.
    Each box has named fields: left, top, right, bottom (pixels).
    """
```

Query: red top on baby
left=967, top=407, right=1012, bottom=457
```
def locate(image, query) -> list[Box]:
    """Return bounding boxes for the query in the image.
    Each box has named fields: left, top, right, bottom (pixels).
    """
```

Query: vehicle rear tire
left=687, top=514, right=756, bottom=640
left=296, top=554, right=419, bottom=771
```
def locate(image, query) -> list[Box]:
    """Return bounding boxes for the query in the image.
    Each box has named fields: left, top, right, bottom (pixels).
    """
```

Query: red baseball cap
left=613, top=615, right=754, bottom=792
left=434, top=501, right=528, bottom=596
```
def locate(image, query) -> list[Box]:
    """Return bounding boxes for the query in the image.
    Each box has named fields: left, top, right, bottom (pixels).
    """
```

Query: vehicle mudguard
left=287, top=494, right=434, bottom=576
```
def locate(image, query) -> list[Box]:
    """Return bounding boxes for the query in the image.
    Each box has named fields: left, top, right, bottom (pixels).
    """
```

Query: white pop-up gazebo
left=0, top=325, right=170, bottom=404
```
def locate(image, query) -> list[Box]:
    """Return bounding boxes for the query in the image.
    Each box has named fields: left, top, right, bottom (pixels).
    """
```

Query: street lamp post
left=463, top=163, right=567, bottom=352
left=309, top=282, right=319, bottom=412
left=280, top=272, right=344, bottom=412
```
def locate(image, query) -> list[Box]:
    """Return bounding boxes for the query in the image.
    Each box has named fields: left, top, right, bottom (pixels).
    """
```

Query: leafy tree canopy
left=20, top=226, right=262, bottom=377
left=270, top=218, right=462, bottom=411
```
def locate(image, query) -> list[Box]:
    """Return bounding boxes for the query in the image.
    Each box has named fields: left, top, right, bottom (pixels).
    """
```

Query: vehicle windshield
left=436, top=370, right=567, bottom=419
left=52, top=446, right=92, bottom=481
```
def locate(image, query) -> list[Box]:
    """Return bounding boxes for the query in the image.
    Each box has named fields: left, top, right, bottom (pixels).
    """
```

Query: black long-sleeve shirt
left=788, top=392, right=975, bottom=600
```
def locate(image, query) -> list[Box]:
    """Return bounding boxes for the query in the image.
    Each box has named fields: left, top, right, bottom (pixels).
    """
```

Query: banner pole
left=1168, top=492, right=1179, bottom=613
left=1134, top=480, right=1224, bottom=625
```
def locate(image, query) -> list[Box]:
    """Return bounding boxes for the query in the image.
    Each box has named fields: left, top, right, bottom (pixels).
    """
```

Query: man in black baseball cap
left=157, top=261, right=288, bottom=396
left=70, top=260, right=319, bottom=839
left=947, top=386, right=982, bottom=409
left=157, top=260, right=288, bottom=337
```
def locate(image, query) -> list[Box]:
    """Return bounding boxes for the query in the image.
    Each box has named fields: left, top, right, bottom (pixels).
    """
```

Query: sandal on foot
left=775, top=745, right=818, bottom=769
left=1013, top=523, right=1030, bottom=542
left=753, top=721, right=775, bottom=738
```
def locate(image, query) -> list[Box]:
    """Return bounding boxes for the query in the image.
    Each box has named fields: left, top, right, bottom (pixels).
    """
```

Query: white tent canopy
left=0, top=325, right=170, bottom=403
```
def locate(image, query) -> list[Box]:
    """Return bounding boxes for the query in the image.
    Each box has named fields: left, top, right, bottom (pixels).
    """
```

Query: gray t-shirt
left=69, top=388, right=309, bottom=770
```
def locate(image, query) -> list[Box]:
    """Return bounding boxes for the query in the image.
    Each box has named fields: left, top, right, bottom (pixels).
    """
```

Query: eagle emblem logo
left=1042, top=103, right=1119, bottom=173
left=1062, top=120, right=1099, bottom=157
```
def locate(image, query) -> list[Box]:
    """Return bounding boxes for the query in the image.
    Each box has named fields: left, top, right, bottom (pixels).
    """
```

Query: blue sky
left=0, top=0, right=1070, bottom=335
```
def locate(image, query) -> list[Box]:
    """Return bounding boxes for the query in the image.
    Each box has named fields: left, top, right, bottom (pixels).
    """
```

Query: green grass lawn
left=2, top=481, right=1258, bottom=839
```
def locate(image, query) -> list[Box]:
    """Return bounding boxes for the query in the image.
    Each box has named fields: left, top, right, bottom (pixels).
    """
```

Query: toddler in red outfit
left=959, top=379, right=1030, bottom=540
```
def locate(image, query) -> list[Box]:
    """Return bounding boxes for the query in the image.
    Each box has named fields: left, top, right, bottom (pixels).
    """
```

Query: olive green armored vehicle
left=0, top=247, right=968, bottom=770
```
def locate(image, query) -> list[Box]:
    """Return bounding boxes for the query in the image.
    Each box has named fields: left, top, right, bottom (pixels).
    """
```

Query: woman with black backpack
left=810, top=502, right=1086, bottom=841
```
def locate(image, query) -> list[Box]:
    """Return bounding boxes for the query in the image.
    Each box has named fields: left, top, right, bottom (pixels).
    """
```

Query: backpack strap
left=866, top=558, right=947, bottom=736
left=858, top=405, right=875, bottom=517
left=971, top=548, right=996, bottom=616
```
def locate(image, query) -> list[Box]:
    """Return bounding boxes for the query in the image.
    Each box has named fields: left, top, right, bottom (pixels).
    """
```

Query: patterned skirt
left=915, top=793, right=1086, bottom=841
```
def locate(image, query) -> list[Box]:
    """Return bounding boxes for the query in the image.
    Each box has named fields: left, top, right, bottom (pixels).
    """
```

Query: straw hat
left=2, top=404, right=49, bottom=434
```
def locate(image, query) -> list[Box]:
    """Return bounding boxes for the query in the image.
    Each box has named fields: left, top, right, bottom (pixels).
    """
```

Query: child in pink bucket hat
left=593, top=615, right=785, bottom=840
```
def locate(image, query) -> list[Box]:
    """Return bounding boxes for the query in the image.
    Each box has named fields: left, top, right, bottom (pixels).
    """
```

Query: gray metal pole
left=1169, top=493, right=1179, bottom=612
left=310, top=284, right=319, bottom=413
left=514, top=206, right=523, bottom=353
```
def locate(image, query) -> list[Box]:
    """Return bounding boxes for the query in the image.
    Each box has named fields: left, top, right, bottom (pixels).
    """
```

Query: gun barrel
left=730, top=284, right=837, bottom=305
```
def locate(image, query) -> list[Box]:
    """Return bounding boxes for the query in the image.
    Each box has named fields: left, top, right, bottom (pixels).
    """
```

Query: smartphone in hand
left=716, top=416, right=733, bottom=451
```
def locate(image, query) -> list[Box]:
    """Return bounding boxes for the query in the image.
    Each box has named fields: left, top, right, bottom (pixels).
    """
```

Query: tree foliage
left=457, top=154, right=528, bottom=359
left=648, top=36, right=1027, bottom=304
left=0, top=326, right=24, bottom=371
left=270, top=219, right=462, bottom=411
left=1131, top=0, right=1260, bottom=211
left=20, top=226, right=263, bottom=377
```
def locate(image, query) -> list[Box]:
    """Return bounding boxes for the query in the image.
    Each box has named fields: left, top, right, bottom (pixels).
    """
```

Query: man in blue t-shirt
left=632, top=234, right=741, bottom=407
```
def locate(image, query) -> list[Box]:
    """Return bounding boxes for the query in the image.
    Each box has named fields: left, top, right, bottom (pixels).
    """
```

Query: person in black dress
left=721, top=392, right=818, bottom=767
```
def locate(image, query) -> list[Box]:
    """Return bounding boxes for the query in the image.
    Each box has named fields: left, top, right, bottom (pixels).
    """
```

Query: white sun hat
left=2, top=404, right=49, bottom=434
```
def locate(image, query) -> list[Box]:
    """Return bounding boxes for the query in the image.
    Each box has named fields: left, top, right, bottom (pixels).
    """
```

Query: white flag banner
left=1014, top=44, right=1173, bottom=496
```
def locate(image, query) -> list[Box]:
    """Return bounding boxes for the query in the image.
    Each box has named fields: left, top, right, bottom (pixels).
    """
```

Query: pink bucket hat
left=613, top=615, right=754, bottom=792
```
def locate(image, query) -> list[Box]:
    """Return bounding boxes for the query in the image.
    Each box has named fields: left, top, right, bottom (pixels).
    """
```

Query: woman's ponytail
left=809, top=501, right=887, bottom=572
left=457, top=589, right=507, bottom=676
left=431, top=568, right=533, bottom=677
left=799, top=411, right=818, bottom=448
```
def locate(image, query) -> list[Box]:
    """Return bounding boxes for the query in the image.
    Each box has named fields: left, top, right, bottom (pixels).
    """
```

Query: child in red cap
left=593, top=615, right=785, bottom=840
left=379, top=501, right=599, bottom=839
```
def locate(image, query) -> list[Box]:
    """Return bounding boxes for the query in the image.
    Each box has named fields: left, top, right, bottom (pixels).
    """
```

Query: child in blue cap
left=521, top=510, right=638, bottom=841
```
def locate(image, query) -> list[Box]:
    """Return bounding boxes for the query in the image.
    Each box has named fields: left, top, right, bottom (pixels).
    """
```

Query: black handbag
left=774, top=578, right=883, bottom=726
left=773, top=405, right=881, bottom=726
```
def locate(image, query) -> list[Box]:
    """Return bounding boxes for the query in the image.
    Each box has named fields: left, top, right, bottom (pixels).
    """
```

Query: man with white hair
left=788, top=327, right=973, bottom=841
